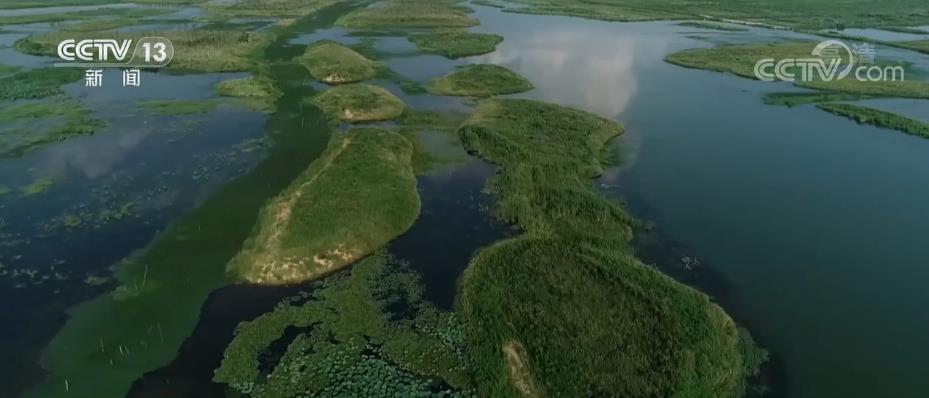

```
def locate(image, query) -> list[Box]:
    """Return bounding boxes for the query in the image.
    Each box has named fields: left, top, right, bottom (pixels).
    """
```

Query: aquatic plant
left=297, top=40, right=381, bottom=84
left=817, top=102, right=929, bottom=138
left=677, top=21, right=749, bottom=31
left=207, top=0, right=344, bottom=18
left=226, top=128, right=420, bottom=284
left=138, top=100, right=221, bottom=115
left=20, top=178, right=54, bottom=196
left=456, top=99, right=762, bottom=397
left=428, top=64, right=533, bottom=97
left=311, top=84, right=406, bottom=122
left=763, top=92, right=877, bottom=107
left=0, top=68, right=82, bottom=101
left=407, top=30, right=503, bottom=58
left=216, top=75, right=283, bottom=112
left=215, top=254, right=470, bottom=397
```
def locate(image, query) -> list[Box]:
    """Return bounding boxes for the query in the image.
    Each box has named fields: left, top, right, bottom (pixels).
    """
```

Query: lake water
left=4, top=3, right=929, bottom=398
left=468, top=5, right=929, bottom=398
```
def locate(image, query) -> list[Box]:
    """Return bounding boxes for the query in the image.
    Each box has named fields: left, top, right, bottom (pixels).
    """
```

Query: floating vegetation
left=428, top=64, right=533, bottom=97
left=798, top=79, right=929, bottom=100
left=677, top=21, right=749, bottom=31
left=0, top=68, right=83, bottom=101
left=763, top=91, right=878, bottom=107
left=456, top=99, right=764, bottom=397
left=817, top=102, right=929, bottom=138
left=311, top=84, right=406, bottom=122
left=19, top=178, right=54, bottom=197
left=138, top=100, right=221, bottom=115
left=215, top=75, right=282, bottom=112
left=297, top=40, right=381, bottom=84
left=0, top=64, right=21, bottom=75
left=336, top=0, right=478, bottom=29
left=216, top=253, right=470, bottom=397
left=0, top=186, right=11, bottom=196
left=407, top=30, right=503, bottom=58
left=15, top=30, right=272, bottom=72
left=0, top=5, right=175, bottom=25
left=227, top=128, right=420, bottom=285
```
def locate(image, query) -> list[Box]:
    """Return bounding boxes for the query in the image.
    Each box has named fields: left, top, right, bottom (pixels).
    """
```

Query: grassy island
left=336, top=0, right=477, bottom=29
left=215, top=75, right=283, bottom=112
left=312, top=84, right=406, bottom=122
left=408, top=30, right=503, bottom=58
left=677, top=21, right=749, bottom=31
left=226, top=128, right=420, bottom=285
left=428, top=64, right=533, bottom=97
left=665, top=42, right=817, bottom=79
left=297, top=41, right=381, bottom=84
left=817, top=103, right=929, bottom=138
left=456, top=99, right=764, bottom=397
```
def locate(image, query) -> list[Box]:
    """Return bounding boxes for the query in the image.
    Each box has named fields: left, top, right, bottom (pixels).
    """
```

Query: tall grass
left=227, top=127, right=420, bottom=284
left=817, top=102, right=929, bottom=138
left=428, top=64, right=533, bottom=97
left=407, top=30, right=503, bottom=58
left=297, top=40, right=380, bottom=84
left=336, top=0, right=477, bottom=29
left=456, top=99, right=761, bottom=397
left=311, top=84, right=406, bottom=122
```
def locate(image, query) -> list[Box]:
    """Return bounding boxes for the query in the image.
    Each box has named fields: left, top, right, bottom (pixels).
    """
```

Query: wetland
left=2, top=1, right=929, bottom=398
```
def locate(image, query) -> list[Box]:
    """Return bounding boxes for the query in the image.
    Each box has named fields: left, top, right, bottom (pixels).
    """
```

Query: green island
left=665, top=42, right=818, bottom=79
left=226, top=127, right=420, bottom=284
left=408, top=30, right=503, bottom=58
left=763, top=92, right=878, bottom=107
left=215, top=253, right=470, bottom=397
left=335, top=0, right=477, bottom=29
left=428, top=64, right=533, bottom=97
left=19, top=178, right=55, bottom=197
left=311, top=84, right=406, bottom=122
left=816, top=103, right=929, bottom=139
left=215, top=75, right=284, bottom=112
left=297, top=40, right=381, bottom=84
left=456, top=99, right=765, bottom=397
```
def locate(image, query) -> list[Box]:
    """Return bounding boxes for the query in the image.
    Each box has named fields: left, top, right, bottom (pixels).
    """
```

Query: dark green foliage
left=0, top=68, right=82, bottom=101
left=408, top=30, right=503, bottom=58
left=763, top=92, right=877, bottom=107
left=215, top=254, right=472, bottom=397
left=817, top=102, right=929, bottom=138
left=456, top=99, right=762, bottom=397
left=336, top=0, right=478, bottom=29
left=428, top=64, right=533, bottom=97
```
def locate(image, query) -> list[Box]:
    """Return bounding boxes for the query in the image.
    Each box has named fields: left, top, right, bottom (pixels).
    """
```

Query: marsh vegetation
left=817, top=102, right=929, bottom=138
left=226, top=128, right=420, bottom=285
left=336, top=0, right=477, bottom=29
left=407, top=30, right=503, bottom=58
left=297, top=40, right=381, bottom=84
left=428, top=64, right=533, bottom=97
left=456, top=99, right=764, bottom=397
left=311, top=84, right=406, bottom=122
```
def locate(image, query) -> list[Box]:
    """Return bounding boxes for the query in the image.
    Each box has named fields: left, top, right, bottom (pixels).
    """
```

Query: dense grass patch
left=817, top=103, right=929, bottom=138
left=207, top=0, right=343, bottom=17
left=336, top=0, right=477, bottom=29
left=408, top=30, right=503, bottom=58
left=677, top=21, right=749, bottom=31
left=428, top=64, right=533, bottom=97
left=15, top=30, right=271, bottom=72
left=227, top=128, right=420, bottom=284
left=297, top=40, right=380, bottom=84
left=0, top=68, right=82, bottom=101
left=798, top=79, right=929, bottom=99
left=665, top=42, right=819, bottom=79
left=496, top=0, right=929, bottom=29
left=215, top=253, right=471, bottom=396
left=763, top=91, right=877, bottom=107
left=138, top=100, right=221, bottom=115
left=456, top=99, right=762, bottom=397
left=215, top=75, right=283, bottom=112
left=0, top=6, right=174, bottom=25
left=312, top=84, right=405, bottom=122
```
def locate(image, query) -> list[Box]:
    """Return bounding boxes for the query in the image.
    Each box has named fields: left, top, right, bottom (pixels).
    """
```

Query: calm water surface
left=472, top=5, right=929, bottom=398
